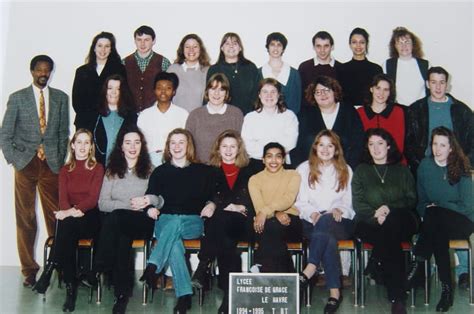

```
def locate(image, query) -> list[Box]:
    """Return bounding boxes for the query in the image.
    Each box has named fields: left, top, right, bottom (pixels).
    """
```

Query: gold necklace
left=373, top=165, right=388, bottom=184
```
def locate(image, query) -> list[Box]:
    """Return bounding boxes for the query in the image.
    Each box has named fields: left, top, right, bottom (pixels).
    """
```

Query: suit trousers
left=14, top=156, right=58, bottom=277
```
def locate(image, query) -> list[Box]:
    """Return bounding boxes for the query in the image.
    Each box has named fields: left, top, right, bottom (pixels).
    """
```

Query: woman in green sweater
left=352, top=128, right=419, bottom=314
left=407, top=126, right=473, bottom=312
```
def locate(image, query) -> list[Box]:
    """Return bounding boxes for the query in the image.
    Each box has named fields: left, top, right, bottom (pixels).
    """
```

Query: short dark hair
left=30, top=55, right=54, bottom=71
left=134, top=25, right=155, bottom=40
left=427, top=66, right=449, bottom=82
left=263, top=142, right=286, bottom=159
left=154, top=72, right=179, bottom=90
left=349, top=27, right=369, bottom=53
left=312, top=31, right=334, bottom=46
left=265, top=32, right=288, bottom=51
left=362, top=128, right=402, bottom=165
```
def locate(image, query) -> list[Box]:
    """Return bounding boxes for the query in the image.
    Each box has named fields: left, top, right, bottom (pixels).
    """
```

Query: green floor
left=1, top=266, right=473, bottom=313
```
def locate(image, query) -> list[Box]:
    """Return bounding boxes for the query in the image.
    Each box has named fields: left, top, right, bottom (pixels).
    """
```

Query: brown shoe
left=164, top=276, right=174, bottom=290
left=23, top=273, right=37, bottom=288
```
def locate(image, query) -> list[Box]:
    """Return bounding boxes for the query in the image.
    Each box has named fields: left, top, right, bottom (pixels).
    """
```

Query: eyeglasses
left=314, top=88, right=331, bottom=96
left=396, top=39, right=413, bottom=46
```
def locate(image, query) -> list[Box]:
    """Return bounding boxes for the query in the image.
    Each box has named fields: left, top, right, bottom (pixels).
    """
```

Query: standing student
left=137, top=72, right=189, bottom=166
left=258, top=32, right=302, bottom=113
left=207, top=32, right=259, bottom=114
left=383, top=27, right=429, bottom=106
left=33, top=129, right=104, bottom=312
left=167, top=34, right=211, bottom=112
left=339, top=27, right=383, bottom=107
left=0, top=55, right=69, bottom=288
left=123, top=25, right=171, bottom=111
left=72, top=31, right=126, bottom=130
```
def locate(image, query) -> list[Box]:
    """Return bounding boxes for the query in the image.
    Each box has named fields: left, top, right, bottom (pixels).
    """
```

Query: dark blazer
left=291, top=102, right=364, bottom=169
left=0, top=85, right=69, bottom=173
left=72, top=59, right=126, bottom=130
left=385, top=57, right=429, bottom=101
left=93, top=111, right=137, bottom=165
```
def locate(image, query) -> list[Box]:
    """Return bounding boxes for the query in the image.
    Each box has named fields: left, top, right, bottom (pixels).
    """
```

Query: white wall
left=0, top=1, right=472, bottom=267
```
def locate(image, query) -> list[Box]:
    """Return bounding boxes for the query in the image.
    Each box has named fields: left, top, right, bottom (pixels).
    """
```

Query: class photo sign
left=229, top=273, right=299, bottom=314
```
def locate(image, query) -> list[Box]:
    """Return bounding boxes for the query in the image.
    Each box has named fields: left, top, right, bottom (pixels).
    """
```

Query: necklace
left=127, top=167, right=134, bottom=173
left=373, top=165, right=388, bottom=184
left=225, top=170, right=239, bottom=177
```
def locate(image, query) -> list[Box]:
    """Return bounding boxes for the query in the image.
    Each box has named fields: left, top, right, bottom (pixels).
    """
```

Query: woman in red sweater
left=33, top=129, right=104, bottom=312
left=357, top=74, right=407, bottom=163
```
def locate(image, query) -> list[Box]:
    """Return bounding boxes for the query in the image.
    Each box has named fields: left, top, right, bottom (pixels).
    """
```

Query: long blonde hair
left=65, top=128, right=98, bottom=172
left=209, top=130, right=249, bottom=168
left=308, top=130, right=349, bottom=192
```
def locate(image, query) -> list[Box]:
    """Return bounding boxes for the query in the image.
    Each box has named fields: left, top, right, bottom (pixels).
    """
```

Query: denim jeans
left=303, top=214, right=354, bottom=289
left=147, top=214, right=204, bottom=297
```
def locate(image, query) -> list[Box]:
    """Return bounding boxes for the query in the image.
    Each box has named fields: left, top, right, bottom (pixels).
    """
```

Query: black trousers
left=355, top=209, right=419, bottom=301
left=414, top=206, right=474, bottom=284
left=94, top=209, right=154, bottom=296
left=51, top=209, right=100, bottom=283
left=254, top=214, right=303, bottom=273
left=198, top=210, right=254, bottom=291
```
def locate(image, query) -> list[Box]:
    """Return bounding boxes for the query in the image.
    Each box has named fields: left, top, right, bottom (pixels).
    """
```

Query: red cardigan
left=59, top=160, right=104, bottom=212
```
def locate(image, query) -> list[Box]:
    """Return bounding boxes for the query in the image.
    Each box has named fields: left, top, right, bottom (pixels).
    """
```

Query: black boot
left=32, top=262, right=56, bottom=294
left=173, top=294, right=192, bottom=314
left=191, top=259, right=212, bottom=289
left=62, top=282, right=77, bottom=312
left=406, top=260, right=425, bottom=289
left=217, top=293, right=228, bottom=314
left=436, top=282, right=453, bottom=312
left=139, top=264, right=158, bottom=289
left=112, top=294, right=129, bottom=314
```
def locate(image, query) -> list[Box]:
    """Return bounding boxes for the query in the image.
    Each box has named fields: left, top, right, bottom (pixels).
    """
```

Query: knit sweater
left=339, top=58, right=383, bottom=107
left=248, top=167, right=301, bottom=218
left=186, top=104, right=243, bottom=163
left=167, top=63, right=209, bottom=112
left=146, top=162, right=214, bottom=215
left=295, top=161, right=355, bottom=223
left=98, top=171, right=160, bottom=213
left=207, top=60, right=259, bottom=114
left=416, top=158, right=473, bottom=221
left=352, top=163, right=417, bottom=224
left=59, top=160, right=104, bottom=212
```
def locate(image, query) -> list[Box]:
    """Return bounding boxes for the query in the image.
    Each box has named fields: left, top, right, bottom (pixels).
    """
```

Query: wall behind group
left=0, top=1, right=472, bottom=266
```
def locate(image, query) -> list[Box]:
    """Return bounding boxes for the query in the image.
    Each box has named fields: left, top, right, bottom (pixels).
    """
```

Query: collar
left=364, top=103, right=395, bottom=119
left=313, top=57, right=335, bottom=67
left=134, top=50, right=154, bottom=61
left=206, top=103, right=227, bottom=115
left=261, top=62, right=291, bottom=85
left=182, top=62, right=200, bottom=72
left=32, top=84, right=48, bottom=94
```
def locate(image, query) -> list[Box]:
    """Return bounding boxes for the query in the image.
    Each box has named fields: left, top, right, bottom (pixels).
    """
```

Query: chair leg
left=409, top=251, right=416, bottom=307
left=352, top=248, right=358, bottom=306
left=424, top=260, right=429, bottom=305
left=142, top=242, right=148, bottom=305
left=468, top=245, right=473, bottom=305
left=360, top=250, right=366, bottom=307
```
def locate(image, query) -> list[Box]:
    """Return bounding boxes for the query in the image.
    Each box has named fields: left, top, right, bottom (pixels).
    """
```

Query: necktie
left=37, top=90, right=46, bottom=160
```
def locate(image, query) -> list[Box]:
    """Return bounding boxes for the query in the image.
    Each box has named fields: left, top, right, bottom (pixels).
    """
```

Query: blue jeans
left=303, top=214, right=354, bottom=289
left=147, top=214, right=204, bottom=297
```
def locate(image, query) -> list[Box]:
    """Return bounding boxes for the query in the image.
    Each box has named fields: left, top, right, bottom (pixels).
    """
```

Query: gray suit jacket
left=0, top=85, right=69, bottom=173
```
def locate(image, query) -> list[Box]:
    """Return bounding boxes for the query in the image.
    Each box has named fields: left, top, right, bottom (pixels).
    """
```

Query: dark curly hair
left=106, top=125, right=152, bottom=179
left=305, top=75, right=343, bottom=106
left=97, top=74, right=135, bottom=117
left=389, top=27, right=424, bottom=59
left=362, top=128, right=402, bottom=165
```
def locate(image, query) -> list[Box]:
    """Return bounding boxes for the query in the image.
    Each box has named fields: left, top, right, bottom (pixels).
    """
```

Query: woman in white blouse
left=295, top=130, right=355, bottom=314
left=241, top=78, right=298, bottom=171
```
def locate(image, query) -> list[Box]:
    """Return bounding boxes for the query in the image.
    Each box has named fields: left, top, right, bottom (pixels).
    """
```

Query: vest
left=386, top=57, right=429, bottom=97
left=124, top=52, right=164, bottom=112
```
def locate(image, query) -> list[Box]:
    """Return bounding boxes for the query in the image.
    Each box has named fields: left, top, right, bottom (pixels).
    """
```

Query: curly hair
left=174, top=33, right=211, bottom=67
left=430, top=126, right=471, bottom=184
left=304, top=75, right=343, bottom=106
left=362, top=128, right=402, bottom=165
left=97, top=74, right=135, bottom=117
left=209, top=130, right=249, bottom=168
left=389, top=27, right=424, bottom=59
left=254, top=78, right=287, bottom=113
left=308, top=130, right=350, bottom=192
left=163, top=128, right=198, bottom=164
left=106, top=125, right=152, bottom=179
left=65, top=129, right=98, bottom=171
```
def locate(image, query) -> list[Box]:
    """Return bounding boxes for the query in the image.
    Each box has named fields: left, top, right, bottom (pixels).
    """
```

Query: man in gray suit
left=0, top=55, right=69, bottom=287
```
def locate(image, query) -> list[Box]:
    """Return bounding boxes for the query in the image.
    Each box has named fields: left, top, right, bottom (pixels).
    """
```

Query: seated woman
left=90, top=125, right=163, bottom=313
left=295, top=130, right=355, bottom=314
left=357, top=74, right=406, bottom=163
left=192, top=130, right=255, bottom=313
left=33, top=129, right=104, bottom=312
left=352, top=128, right=419, bottom=314
left=93, top=74, right=137, bottom=166
left=249, top=142, right=303, bottom=273
left=407, top=126, right=473, bottom=312
left=140, top=128, right=215, bottom=314
left=241, top=77, right=298, bottom=172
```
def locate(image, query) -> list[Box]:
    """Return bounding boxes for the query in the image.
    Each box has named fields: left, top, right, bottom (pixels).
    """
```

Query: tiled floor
left=1, top=266, right=473, bottom=313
